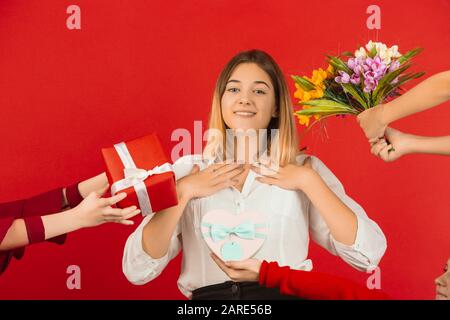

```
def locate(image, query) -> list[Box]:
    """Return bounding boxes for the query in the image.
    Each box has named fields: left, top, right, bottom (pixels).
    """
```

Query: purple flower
left=335, top=71, right=350, bottom=84
left=364, top=56, right=387, bottom=77
left=363, top=71, right=379, bottom=92
left=391, top=77, right=399, bottom=85
left=389, top=60, right=400, bottom=72
left=347, top=57, right=364, bottom=75
left=350, top=73, right=361, bottom=85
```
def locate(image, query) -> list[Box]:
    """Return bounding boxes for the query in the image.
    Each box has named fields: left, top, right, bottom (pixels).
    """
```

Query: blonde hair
left=203, top=49, right=299, bottom=166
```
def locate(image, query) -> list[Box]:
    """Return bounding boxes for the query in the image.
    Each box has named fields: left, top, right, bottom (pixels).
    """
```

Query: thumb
left=190, top=164, right=200, bottom=174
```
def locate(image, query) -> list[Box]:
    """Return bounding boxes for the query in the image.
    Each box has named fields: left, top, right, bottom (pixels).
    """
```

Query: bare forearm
left=406, top=134, right=450, bottom=156
left=61, top=173, right=108, bottom=207
left=382, top=71, right=450, bottom=124
left=302, top=172, right=358, bottom=245
left=142, top=195, right=189, bottom=259
left=77, top=173, right=108, bottom=198
left=0, top=209, right=82, bottom=251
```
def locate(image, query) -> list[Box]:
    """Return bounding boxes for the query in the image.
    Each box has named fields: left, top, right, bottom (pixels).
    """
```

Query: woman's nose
left=435, top=275, right=444, bottom=286
left=239, top=97, right=251, bottom=105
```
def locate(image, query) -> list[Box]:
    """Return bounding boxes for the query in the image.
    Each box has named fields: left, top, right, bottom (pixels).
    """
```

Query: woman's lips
left=234, top=111, right=256, bottom=117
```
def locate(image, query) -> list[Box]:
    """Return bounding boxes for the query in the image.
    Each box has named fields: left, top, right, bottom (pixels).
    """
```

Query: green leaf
left=374, top=71, right=425, bottom=104
left=397, top=71, right=425, bottom=86
left=299, top=99, right=359, bottom=114
left=326, top=55, right=352, bottom=74
left=368, top=46, right=377, bottom=58
left=398, top=47, right=423, bottom=64
left=372, top=64, right=411, bottom=102
left=341, top=83, right=368, bottom=109
left=291, top=75, right=316, bottom=91
left=340, top=51, right=354, bottom=57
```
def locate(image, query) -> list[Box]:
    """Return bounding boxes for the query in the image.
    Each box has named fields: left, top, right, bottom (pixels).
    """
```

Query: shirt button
left=231, top=284, right=239, bottom=294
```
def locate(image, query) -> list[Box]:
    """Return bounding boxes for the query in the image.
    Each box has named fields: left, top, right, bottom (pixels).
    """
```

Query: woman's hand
left=72, top=184, right=141, bottom=228
left=177, top=163, right=245, bottom=201
left=210, top=253, right=261, bottom=282
left=251, top=157, right=316, bottom=191
left=370, top=127, right=413, bottom=162
left=357, top=104, right=388, bottom=143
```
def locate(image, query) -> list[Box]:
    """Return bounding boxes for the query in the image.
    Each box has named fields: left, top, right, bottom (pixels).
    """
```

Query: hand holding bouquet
left=293, top=41, right=424, bottom=127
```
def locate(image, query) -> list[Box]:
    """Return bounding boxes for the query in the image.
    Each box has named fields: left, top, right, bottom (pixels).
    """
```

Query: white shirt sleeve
left=121, top=154, right=202, bottom=285
left=122, top=214, right=182, bottom=285
left=304, top=155, right=387, bottom=272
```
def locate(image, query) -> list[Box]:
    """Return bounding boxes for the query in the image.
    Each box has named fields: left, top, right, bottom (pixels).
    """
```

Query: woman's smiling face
left=221, top=63, right=277, bottom=131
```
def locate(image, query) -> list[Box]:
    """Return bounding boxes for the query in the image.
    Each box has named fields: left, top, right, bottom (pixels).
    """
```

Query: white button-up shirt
left=122, top=154, right=387, bottom=298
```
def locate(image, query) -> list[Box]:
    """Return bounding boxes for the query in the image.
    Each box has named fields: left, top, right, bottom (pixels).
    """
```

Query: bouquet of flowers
left=293, top=41, right=424, bottom=127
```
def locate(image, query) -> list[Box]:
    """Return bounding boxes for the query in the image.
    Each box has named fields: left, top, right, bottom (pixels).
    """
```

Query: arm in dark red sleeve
left=259, top=261, right=389, bottom=300
left=0, top=200, right=25, bottom=274
left=23, top=182, right=83, bottom=244
left=0, top=199, right=25, bottom=246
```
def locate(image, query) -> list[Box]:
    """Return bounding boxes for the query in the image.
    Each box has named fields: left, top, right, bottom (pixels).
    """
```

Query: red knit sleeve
left=21, top=186, right=70, bottom=245
left=0, top=199, right=25, bottom=274
left=259, top=261, right=390, bottom=300
left=0, top=183, right=82, bottom=274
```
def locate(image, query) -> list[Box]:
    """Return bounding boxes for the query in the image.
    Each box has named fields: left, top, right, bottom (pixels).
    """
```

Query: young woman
left=122, top=49, right=387, bottom=299
left=357, top=70, right=450, bottom=161
left=1, top=173, right=139, bottom=274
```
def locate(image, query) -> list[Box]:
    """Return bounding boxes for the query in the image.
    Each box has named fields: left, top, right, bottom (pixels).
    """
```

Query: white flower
left=355, top=47, right=367, bottom=58
left=378, top=46, right=391, bottom=65
left=365, top=41, right=388, bottom=54
left=365, top=40, right=376, bottom=51
left=364, top=41, right=402, bottom=65
left=388, top=45, right=402, bottom=58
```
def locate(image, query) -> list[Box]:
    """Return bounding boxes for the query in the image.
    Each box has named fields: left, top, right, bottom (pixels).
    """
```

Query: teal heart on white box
left=201, top=209, right=267, bottom=261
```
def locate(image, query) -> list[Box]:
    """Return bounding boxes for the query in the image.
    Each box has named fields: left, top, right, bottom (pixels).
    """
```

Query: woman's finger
left=212, top=179, right=239, bottom=192
left=206, top=163, right=228, bottom=174
left=115, top=219, right=135, bottom=226
left=212, top=163, right=242, bottom=176
left=210, top=253, right=232, bottom=275
left=378, top=144, right=394, bottom=161
left=123, top=209, right=141, bottom=220
left=103, top=206, right=137, bottom=216
left=370, top=140, right=388, bottom=156
left=101, top=192, right=127, bottom=206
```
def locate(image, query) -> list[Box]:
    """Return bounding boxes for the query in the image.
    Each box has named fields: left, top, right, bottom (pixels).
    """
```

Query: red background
left=0, top=0, right=449, bottom=299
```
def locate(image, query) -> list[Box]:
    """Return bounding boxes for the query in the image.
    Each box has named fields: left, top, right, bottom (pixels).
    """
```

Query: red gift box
left=101, top=133, right=178, bottom=215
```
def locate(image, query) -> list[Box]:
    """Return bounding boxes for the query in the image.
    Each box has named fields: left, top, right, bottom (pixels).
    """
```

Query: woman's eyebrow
left=254, top=81, right=271, bottom=89
left=226, top=79, right=271, bottom=89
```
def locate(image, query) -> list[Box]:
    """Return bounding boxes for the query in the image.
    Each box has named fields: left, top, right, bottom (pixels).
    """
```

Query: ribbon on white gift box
left=110, top=142, right=173, bottom=216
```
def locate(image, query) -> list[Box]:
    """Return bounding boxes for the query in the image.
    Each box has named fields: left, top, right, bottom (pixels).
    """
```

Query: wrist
left=67, top=207, right=87, bottom=229
left=296, top=167, right=321, bottom=191
left=378, top=103, right=390, bottom=127
left=176, top=180, right=193, bottom=203
left=403, top=133, right=421, bottom=154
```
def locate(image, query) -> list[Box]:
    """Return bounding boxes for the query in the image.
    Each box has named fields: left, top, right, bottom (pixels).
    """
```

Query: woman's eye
left=254, top=89, right=266, bottom=95
left=227, top=87, right=239, bottom=93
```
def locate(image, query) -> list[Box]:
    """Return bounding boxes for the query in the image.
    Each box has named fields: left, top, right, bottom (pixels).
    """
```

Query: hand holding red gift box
left=101, top=133, right=178, bottom=216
